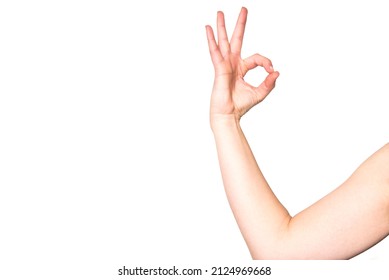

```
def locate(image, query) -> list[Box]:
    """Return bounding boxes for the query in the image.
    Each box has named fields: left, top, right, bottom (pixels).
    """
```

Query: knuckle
left=252, top=53, right=271, bottom=65
left=253, top=53, right=262, bottom=60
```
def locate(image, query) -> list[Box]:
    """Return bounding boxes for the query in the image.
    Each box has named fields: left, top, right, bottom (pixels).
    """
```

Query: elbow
left=248, top=237, right=295, bottom=260
left=250, top=248, right=316, bottom=260
left=248, top=220, right=312, bottom=260
left=249, top=217, right=294, bottom=260
left=250, top=250, right=290, bottom=260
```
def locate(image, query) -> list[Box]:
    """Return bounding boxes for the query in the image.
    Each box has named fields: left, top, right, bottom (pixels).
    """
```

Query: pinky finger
left=205, top=25, right=223, bottom=65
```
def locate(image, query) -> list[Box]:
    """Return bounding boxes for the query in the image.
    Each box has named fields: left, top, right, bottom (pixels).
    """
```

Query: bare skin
left=206, top=7, right=389, bottom=259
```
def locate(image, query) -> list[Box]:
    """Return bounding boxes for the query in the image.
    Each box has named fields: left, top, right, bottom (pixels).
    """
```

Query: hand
left=206, top=7, right=280, bottom=123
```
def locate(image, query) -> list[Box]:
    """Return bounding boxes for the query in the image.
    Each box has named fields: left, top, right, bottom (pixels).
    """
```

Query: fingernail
left=269, top=65, right=274, bottom=72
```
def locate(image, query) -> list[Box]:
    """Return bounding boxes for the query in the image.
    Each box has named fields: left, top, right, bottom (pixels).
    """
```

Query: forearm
left=211, top=115, right=291, bottom=259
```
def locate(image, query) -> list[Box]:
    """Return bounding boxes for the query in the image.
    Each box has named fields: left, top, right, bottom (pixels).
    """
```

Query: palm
left=206, top=8, right=279, bottom=120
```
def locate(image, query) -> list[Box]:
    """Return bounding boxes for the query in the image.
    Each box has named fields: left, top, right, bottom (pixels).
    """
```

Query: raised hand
left=206, top=7, right=280, bottom=123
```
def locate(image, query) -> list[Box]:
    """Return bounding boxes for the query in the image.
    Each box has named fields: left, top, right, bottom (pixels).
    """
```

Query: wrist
left=210, top=114, right=241, bottom=133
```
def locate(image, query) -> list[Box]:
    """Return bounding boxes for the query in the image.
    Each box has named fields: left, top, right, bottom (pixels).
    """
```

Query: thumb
left=254, top=71, right=280, bottom=102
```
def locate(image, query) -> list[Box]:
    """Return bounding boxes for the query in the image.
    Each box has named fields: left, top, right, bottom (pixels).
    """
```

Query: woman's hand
left=206, top=7, right=280, bottom=124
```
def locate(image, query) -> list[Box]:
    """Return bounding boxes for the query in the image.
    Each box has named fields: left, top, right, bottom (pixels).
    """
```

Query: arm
left=206, top=7, right=389, bottom=259
left=211, top=115, right=291, bottom=259
left=284, top=143, right=389, bottom=259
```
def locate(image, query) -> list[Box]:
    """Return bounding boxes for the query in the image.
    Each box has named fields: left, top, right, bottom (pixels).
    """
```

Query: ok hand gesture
left=206, top=7, right=280, bottom=123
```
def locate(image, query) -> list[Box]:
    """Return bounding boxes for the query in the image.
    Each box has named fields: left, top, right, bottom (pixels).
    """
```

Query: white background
left=1, top=0, right=388, bottom=279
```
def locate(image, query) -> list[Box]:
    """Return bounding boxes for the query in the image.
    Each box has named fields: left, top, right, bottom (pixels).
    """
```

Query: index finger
left=243, top=54, right=274, bottom=75
left=230, top=7, right=248, bottom=55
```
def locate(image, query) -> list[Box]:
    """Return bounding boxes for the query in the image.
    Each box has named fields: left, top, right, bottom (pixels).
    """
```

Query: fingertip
left=239, top=7, right=248, bottom=19
left=205, top=25, right=214, bottom=35
left=205, top=25, right=210, bottom=36
left=271, top=71, right=280, bottom=85
left=269, top=70, right=279, bottom=77
left=263, top=59, right=274, bottom=73
left=264, top=71, right=279, bottom=89
left=217, top=11, right=225, bottom=26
